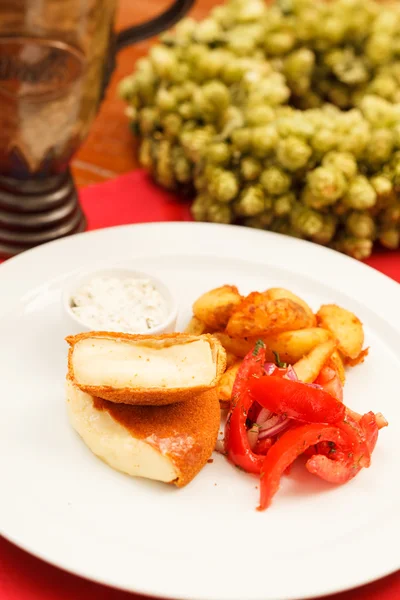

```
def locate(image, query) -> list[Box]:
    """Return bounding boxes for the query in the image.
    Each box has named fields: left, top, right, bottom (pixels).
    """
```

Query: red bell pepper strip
left=254, top=437, right=273, bottom=455
left=314, top=365, right=343, bottom=403
left=224, top=340, right=267, bottom=474
left=258, top=423, right=351, bottom=510
left=249, top=375, right=346, bottom=425
left=306, top=411, right=379, bottom=483
left=346, top=407, right=388, bottom=430
left=336, top=412, right=371, bottom=468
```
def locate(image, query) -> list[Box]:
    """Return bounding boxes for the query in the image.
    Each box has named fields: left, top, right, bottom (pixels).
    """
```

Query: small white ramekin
left=62, top=267, right=178, bottom=336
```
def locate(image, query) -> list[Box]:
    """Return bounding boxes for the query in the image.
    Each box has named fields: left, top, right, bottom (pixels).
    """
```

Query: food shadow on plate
left=282, top=456, right=340, bottom=498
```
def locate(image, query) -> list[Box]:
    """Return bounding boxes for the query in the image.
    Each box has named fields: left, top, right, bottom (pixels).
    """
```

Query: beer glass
left=0, top=0, right=194, bottom=256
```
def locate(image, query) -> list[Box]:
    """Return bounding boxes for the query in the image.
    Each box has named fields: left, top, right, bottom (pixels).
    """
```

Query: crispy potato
left=293, top=339, right=337, bottom=383
left=217, top=361, right=241, bottom=408
left=225, top=351, right=240, bottom=369
left=213, top=332, right=260, bottom=358
left=263, top=328, right=334, bottom=364
left=193, top=285, right=243, bottom=330
left=316, top=304, right=364, bottom=359
left=215, top=328, right=333, bottom=364
left=343, top=347, right=369, bottom=368
left=264, top=288, right=316, bottom=327
left=184, top=316, right=214, bottom=335
left=326, top=350, right=346, bottom=384
left=226, top=292, right=310, bottom=338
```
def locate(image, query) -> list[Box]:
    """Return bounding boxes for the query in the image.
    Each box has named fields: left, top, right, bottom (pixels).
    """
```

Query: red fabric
left=0, top=168, right=399, bottom=600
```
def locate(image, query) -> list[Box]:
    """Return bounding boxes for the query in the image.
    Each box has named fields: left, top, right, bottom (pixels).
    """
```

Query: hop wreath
left=120, top=0, right=400, bottom=259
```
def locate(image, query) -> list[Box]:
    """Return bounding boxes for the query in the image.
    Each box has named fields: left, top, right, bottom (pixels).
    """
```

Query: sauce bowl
left=62, top=267, right=178, bottom=336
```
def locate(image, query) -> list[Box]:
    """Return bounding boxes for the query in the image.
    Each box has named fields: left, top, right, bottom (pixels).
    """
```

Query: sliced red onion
left=247, top=425, right=259, bottom=450
left=259, top=414, right=281, bottom=431
left=257, top=407, right=272, bottom=425
left=258, top=416, right=291, bottom=440
left=264, top=362, right=277, bottom=375
left=283, top=365, right=298, bottom=381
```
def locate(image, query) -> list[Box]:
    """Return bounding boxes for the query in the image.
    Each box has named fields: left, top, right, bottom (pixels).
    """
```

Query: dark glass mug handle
left=116, top=0, right=196, bottom=50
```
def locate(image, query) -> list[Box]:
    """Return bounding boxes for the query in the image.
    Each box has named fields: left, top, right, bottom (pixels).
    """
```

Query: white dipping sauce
left=70, top=276, right=168, bottom=333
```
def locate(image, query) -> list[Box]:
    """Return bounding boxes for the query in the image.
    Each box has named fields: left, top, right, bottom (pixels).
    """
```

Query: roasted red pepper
left=306, top=411, right=379, bottom=483
left=258, top=423, right=351, bottom=510
left=249, top=375, right=346, bottom=424
left=224, top=341, right=267, bottom=474
left=336, top=412, right=371, bottom=468
left=314, top=365, right=343, bottom=403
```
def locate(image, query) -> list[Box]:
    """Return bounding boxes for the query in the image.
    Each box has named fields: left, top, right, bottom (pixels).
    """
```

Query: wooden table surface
left=72, top=0, right=220, bottom=188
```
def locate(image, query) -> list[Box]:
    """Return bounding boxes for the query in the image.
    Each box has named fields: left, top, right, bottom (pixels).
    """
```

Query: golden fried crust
left=73, top=381, right=221, bottom=488
left=66, top=331, right=227, bottom=406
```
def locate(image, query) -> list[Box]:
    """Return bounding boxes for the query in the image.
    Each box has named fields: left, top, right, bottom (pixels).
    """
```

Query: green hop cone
left=370, top=174, right=394, bottom=201
left=346, top=212, right=376, bottom=239
left=173, top=148, right=192, bottom=184
left=306, top=166, right=347, bottom=206
left=138, top=107, right=159, bottom=135
left=154, top=140, right=175, bottom=190
left=149, top=46, right=177, bottom=79
left=161, top=113, right=183, bottom=139
left=207, top=142, right=232, bottom=166
left=194, top=81, right=231, bottom=121
left=245, top=211, right=274, bottom=229
left=180, top=128, right=215, bottom=163
left=290, top=204, right=324, bottom=237
left=234, top=185, right=269, bottom=216
left=322, top=151, right=358, bottom=180
left=311, top=214, right=338, bottom=245
left=240, top=157, right=263, bottom=181
left=276, top=136, right=312, bottom=171
left=251, top=125, right=279, bottom=158
left=191, top=193, right=213, bottom=221
left=208, top=169, right=239, bottom=203
left=231, top=128, right=252, bottom=152
left=138, top=138, right=153, bottom=170
left=342, top=175, right=377, bottom=210
left=260, top=166, right=291, bottom=195
left=365, top=128, right=394, bottom=168
left=155, top=88, right=177, bottom=112
left=273, top=192, right=295, bottom=216
left=334, top=235, right=374, bottom=260
left=381, top=202, right=400, bottom=226
left=207, top=203, right=233, bottom=224
left=379, top=227, right=400, bottom=249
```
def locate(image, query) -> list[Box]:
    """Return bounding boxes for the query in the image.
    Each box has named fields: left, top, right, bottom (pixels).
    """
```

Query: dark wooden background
left=72, top=0, right=221, bottom=188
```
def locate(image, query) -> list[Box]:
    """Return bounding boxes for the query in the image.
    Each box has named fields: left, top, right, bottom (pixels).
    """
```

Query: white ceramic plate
left=0, top=222, right=399, bottom=600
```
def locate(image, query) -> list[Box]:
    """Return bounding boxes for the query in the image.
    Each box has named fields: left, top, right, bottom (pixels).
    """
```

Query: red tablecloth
left=0, top=169, right=399, bottom=600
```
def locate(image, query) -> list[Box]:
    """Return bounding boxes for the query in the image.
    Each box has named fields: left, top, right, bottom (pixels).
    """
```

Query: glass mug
left=0, top=0, right=194, bottom=257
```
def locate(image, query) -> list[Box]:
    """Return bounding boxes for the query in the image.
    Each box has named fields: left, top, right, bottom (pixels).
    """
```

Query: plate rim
left=0, top=221, right=399, bottom=600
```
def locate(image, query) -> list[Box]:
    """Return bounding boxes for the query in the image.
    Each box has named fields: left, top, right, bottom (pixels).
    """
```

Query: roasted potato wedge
left=264, top=288, right=316, bottom=327
left=215, top=328, right=333, bottom=363
left=225, top=351, right=240, bottom=369
left=316, top=304, right=364, bottom=359
left=217, top=361, right=241, bottom=408
left=293, top=339, right=337, bottom=383
left=326, top=350, right=346, bottom=384
left=184, top=316, right=214, bottom=335
left=343, top=347, right=369, bottom=367
left=226, top=292, right=310, bottom=338
left=213, top=332, right=261, bottom=359
left=193, top=285, right=243, bottom=330
left=263, top=328, right=334, bottom=364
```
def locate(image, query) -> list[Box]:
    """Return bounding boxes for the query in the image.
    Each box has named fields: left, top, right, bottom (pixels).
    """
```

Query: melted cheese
left=66, top=381, right=177, bottom=483
left=72, top=337, right=215, bottom=389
